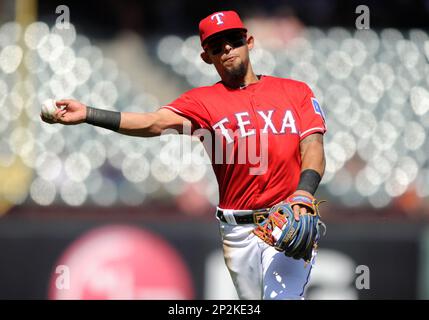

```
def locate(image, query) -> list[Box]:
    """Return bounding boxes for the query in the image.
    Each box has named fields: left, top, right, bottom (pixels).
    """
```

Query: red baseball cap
left=199, top=11, right=247, bottom=46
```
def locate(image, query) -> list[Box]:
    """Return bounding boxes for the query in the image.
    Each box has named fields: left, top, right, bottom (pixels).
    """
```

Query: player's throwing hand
left=40, top=99, right=87, bottom=125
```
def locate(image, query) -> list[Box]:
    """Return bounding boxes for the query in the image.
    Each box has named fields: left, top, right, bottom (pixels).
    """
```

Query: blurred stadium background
left=1, top=0, right=429, bottom=299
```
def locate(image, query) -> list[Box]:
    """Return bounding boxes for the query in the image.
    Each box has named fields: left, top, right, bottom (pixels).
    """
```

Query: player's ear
left=200, top=51, right=213, bottom=65
left=247, top=35, right=255, bottom=51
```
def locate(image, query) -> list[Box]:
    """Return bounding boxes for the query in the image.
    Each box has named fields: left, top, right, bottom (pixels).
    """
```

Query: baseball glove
left=253, top=193, right=326, bottom=263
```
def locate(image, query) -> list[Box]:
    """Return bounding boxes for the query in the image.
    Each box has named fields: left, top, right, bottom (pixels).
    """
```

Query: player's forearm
left=300, top=143, right=325, bottom=178
left=299, top=133, right=325, bottom=176
left=84, top=106, right=187, bottom=137
left=297, top=151, right=325, bottom=196
left=84, top=107, right=162, bottom=137
left=297, top=133, right=326, bottom=195
left=117, top=112, right=163, bottom=137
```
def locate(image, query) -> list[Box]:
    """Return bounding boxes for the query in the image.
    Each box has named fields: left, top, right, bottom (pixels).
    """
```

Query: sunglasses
left=204, top=32, right=247, bottom=55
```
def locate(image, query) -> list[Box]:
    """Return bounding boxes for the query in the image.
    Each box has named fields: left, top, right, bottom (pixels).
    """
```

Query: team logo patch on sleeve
left=311, top=97, right=326, bottom=122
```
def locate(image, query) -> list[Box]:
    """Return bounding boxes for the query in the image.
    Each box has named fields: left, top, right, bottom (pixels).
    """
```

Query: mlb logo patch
left=311, top=97, right=326, bottom=122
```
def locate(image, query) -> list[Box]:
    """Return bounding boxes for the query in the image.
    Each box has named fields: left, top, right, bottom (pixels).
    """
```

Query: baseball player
left=41, top=10, right=327, bottom=300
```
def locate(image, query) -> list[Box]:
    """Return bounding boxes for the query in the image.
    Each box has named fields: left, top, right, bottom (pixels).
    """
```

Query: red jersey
left=161, top=75, right=327, bottom=210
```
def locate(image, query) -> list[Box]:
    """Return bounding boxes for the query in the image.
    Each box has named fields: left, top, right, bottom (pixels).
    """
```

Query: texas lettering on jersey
left=212, top=108, right=298, bottom=143
left=160, top=75, right=327, bottom=210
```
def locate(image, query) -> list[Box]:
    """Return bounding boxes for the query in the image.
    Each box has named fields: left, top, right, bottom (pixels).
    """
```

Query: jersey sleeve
left=159, top=91, right=212, bottom=132
left=298, top=84, right=327, bottom=140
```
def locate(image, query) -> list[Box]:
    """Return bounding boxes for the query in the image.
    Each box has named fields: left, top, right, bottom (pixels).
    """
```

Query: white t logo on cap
left=211, top=13, right=224, bottom=25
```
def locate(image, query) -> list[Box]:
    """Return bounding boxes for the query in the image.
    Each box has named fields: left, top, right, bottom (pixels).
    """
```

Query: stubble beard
left=224, top=61, right=247, bottom=85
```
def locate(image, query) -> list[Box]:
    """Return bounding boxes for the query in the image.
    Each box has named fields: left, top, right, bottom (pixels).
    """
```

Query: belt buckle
left=253, top=209, right=269, bottom=224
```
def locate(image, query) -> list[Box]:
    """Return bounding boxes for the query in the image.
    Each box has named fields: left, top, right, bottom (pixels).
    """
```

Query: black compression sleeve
left=297, top=169, right=322, bottom=195
left=85, top=106, right=121, bottom=131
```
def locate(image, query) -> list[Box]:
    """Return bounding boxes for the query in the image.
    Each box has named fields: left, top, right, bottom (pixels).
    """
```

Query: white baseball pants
left=219, top=221, right=315, bottom=300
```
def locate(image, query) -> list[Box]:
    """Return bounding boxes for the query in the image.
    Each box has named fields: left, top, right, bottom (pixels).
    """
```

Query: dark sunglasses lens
left=231, top=38, right=245, bottom=47
left=207, top=33, right=245, bottom=55
left=211, top=46, right=223, bottom=55
left=226, top=33, right=245, bottom=43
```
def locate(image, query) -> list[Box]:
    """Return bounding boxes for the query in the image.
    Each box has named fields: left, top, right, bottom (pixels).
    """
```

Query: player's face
left=202, top=30, right=253, bottom=79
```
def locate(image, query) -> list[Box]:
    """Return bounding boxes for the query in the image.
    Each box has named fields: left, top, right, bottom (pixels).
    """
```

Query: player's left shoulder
left=268, top=76, right=312, bottom=93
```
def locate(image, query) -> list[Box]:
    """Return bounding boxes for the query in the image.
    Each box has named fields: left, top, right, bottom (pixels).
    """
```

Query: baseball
left=41, top=99, right=58, bottom=119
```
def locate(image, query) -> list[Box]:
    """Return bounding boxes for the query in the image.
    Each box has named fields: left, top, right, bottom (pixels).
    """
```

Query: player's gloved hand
left=288, top=190, right=319, bottom=221
left=252, top=192, right=326, bottom=263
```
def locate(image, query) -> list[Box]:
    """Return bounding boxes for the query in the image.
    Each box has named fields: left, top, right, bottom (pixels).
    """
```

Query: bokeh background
left=1, top=0, right=429, bottom=299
